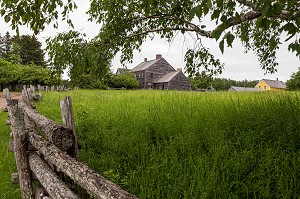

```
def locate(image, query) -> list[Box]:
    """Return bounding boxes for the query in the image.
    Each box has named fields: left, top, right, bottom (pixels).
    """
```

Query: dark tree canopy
left=0, top=33, right=46, bottom=67
left=12, top=35, right=46, bottom=67
left=1, top=0, right=299, bottom=77
left=286, top=68, right=300, bottom=90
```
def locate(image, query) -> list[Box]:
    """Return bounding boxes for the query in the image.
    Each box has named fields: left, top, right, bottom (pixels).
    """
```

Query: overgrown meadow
left=0, top=111, right=20, bottom=198
left=1, top=90, right=300, bottom=198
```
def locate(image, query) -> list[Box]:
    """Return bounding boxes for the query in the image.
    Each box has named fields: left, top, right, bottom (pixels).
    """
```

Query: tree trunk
left=29, top=152, right=79, bottom=199
left=28, top=129, right=138, bottom=199
left=19, top=100, right=74, bottom=152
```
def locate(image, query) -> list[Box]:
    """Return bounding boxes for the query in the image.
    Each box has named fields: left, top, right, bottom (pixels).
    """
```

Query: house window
left=259, top=86, right=261, bottom=89
left=138, top=73, right=140, bottom=79
left=264, top=86, right=266, bottom=90
left=150, top=73, right=153, bottom=78
left=136, top=73, right=139, bottom=79
left=141, top=73, right=144, bottom=79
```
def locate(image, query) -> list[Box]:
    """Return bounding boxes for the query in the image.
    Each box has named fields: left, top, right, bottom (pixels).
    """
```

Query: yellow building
left=255, top=79, right=286, bottom=91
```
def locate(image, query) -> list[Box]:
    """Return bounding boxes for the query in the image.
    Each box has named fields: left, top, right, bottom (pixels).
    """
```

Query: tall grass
left=0, top=111, right=20, bottom=198
left=2, top=90, right=300, bottom=198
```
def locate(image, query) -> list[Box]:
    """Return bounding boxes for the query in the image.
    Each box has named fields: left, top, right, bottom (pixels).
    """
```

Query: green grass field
left=1, top=90, right=300, bottom=198
left=0, top=112, right=20, bottom=198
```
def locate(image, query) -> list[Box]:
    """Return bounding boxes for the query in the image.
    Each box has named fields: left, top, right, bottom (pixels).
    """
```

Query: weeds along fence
left=3, top=87, right=138, bottom=199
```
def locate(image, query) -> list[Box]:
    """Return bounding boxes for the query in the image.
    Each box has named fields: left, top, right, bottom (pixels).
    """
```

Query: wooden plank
left=29, top=152, right=79, bottom=199
left=7, top=99, right=34, bottom=199
left=28, top=129, right=138, bottom=199
left=20, top=100, right=74, bottom=152
left=60, top=96, right=78, bottom=159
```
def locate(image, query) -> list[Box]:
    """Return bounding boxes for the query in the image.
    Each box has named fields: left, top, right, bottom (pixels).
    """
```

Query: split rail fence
left=3, top=87, right=138, bottom=199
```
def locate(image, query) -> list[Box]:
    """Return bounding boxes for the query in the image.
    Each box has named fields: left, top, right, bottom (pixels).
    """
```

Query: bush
left=109, top=72, right=138, bottom=89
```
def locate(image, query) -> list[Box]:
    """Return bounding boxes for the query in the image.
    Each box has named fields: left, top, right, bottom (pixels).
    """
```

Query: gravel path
left=0, top=92, right=22, bottom=111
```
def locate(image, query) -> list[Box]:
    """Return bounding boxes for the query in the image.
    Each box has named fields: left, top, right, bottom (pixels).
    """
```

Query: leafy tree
left=109, top=72, right=139, bottom=89
left=1, top=0, right=299, bottom=77
left=0, top=31, right=12, bottom=59
left=5, top=42, right=21, bottom=64
left=0, top=58, right=60, bottom=90
left=12, top=35, right=46, bottom=67
left=74, top=74, right=108, bottom=89
left=286, top=68, right=300, bottom=90
left=46, top=30, right=112, bottom=86
left=189, top=71, right=212, bottom=90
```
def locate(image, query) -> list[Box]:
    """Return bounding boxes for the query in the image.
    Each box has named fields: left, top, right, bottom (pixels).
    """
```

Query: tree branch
left=213, top=10, right=261, bottom=35
left=129, top=27, right=210, bottom=38
left=236, top=0, right=257, bottom=10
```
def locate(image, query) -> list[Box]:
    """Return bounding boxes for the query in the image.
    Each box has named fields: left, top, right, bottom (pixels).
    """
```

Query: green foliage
left=35, top=90, right=300, bottom=198
left=46, top=30, right=112, bottom=86
left=0, top=33, right=46, bottom=67
left=213, top=78, right=259, bottom=91
left=1, top=0, right=299, bottom=77
left=5, top=42, right=21, bottom=64
left=286, top=68, right=300, bottom=90
left=190, top=75, right=259, bottom=91
left=74, top=74, right=108, bottom=90
left=189, top=71, right=212, bottom=90
left=0, top=32, right=12, bottom=59
left=0, top=0, right=76, bottom=34
left=0, top=58, right=60, bottom=88
left=12, top=35, right=46, bottom=67
left=109, top=72, right=139, bottom=89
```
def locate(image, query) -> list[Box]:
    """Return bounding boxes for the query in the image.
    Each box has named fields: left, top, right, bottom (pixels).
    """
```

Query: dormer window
left=150, top=73, right=153, bottom=78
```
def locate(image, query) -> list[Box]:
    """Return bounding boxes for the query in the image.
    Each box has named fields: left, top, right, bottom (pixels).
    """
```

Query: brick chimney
left=156, top=54, right=162, bottom=59
left=144, top=58, right=147, bottom=62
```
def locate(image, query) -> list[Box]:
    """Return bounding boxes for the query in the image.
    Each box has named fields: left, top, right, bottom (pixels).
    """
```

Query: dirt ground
left=0, top=92, right=22, bottom=111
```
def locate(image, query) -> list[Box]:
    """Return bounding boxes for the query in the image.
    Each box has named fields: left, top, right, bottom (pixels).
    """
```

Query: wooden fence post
left=60, top=96, right=78, bottom=159
left=5, top=97, right=34, bottom=198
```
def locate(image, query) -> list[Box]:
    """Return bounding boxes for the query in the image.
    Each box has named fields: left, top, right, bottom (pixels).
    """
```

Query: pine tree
left=12, top=35, right=46, bottom=67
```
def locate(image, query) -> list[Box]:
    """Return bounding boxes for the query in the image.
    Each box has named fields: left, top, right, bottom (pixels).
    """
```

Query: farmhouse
left=228, top=86, right=261, bottom=92
left=129, top=54, right=191, bottom=90
left=255, top=79, right=286, bottom=91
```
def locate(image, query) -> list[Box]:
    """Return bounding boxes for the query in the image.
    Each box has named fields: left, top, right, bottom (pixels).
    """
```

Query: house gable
left=130, top=54, right=190, bottom=90
left=255, top=79, right=286, bottom=91
left=167, top=71, right=191, bottom=90
left=154, top=70, right=190, bottom=90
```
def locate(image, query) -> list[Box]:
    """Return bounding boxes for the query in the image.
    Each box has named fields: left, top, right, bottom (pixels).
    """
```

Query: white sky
left=0, top=0, right=299, bottom=82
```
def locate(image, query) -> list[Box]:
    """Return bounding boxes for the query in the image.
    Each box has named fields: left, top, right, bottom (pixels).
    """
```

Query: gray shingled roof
left=229, top=86, right=261, bottom=92
left=131, top=59, right=159, bottom=72
left=263, top=79, right=286, bottom=89
left=116, top=68, right=130, bottom=74
left=154, top=71, right=180, bottom=83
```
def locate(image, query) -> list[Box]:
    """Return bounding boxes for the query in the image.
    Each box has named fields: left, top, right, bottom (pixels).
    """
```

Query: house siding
left=167, top=72, right=191, bottom=90
left=133, top=58, right=176, bottom=89
left=255, top=80, right=285, bottom=91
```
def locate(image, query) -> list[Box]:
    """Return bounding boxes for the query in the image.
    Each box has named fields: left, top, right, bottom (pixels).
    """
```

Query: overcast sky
left=0, top=0, right=299, bottom=82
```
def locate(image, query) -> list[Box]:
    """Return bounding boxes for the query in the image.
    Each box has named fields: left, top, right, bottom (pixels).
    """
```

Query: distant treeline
left=189, top=72, right=259, bottom=91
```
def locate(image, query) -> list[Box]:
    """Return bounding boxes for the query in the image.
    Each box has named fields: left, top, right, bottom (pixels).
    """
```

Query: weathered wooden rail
left=3, top=87, right=138, bottom=199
